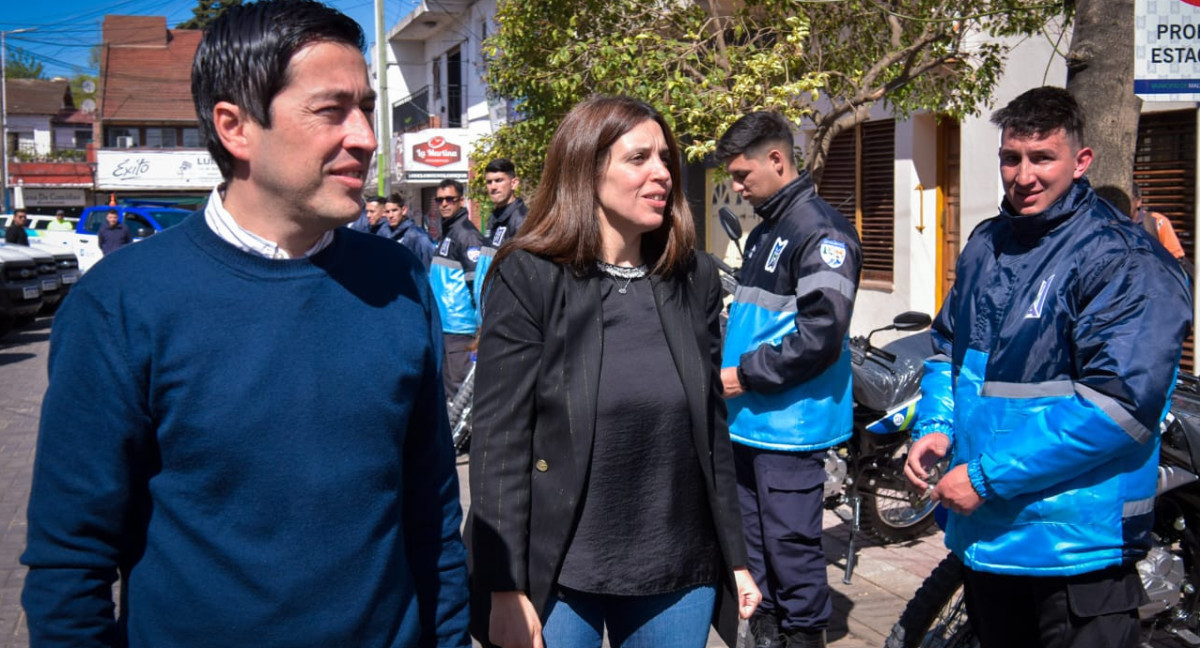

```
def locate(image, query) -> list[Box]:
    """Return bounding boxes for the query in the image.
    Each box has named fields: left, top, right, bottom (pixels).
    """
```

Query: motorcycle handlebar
left=710, top=253, right=738, bottom=278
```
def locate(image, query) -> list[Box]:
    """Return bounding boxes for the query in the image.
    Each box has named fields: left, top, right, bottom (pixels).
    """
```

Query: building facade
left=94, top=16, right=218, bottom=209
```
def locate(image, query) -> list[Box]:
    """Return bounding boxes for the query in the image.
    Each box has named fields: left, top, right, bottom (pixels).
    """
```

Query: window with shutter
left=818, top=120, right=895, bottom=285
left=1135, top=109, right=1196, bottom=372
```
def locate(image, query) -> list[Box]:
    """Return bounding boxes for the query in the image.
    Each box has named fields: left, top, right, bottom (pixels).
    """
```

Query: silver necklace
left=596, top=260, right=649, bottom=294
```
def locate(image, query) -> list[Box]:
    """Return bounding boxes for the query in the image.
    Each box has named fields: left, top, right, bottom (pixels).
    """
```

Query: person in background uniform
left=21, top=2, right=471, bottom=646
left=349, top=195, right=390, bottom=236
left=97, top=209, right=132, bottom=255
left=47, top=209, right=74, bottom=232
left=429, top=178, right=484, bottom=400
left=469, top=94, right=760, bottom=648
left=5, top=209, right=30, bottom=245
left=905, top=86, right=1192, bottom=648
left=716, top=111, right=862, bottom=648
left=386, top=192, right=435, bottom=270
left=474, top=158, right=529, bottom=317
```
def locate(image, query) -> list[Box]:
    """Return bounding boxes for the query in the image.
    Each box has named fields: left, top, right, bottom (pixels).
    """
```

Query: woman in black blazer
left=468, top=95, right=760, bottom=648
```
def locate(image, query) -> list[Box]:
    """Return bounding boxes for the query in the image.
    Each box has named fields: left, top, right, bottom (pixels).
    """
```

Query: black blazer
left=466, top=249, right=747, bottom=646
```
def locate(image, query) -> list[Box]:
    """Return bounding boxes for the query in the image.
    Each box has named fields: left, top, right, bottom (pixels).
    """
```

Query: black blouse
left=556, top=273, right=721, bottom=595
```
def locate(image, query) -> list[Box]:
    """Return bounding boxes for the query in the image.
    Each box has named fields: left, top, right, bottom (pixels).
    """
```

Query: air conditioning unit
left=115, top=136, right=135, bottom=148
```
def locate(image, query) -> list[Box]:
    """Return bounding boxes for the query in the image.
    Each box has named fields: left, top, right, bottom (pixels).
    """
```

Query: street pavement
left=0, top=315, right=948, bottom=647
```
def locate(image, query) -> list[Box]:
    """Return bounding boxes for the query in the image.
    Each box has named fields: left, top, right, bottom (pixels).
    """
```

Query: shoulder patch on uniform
left=819, top=238, right=847, bottom=269
left=439, top=239, right=452, bottom=256
left=764, top=237, right=789, bottom=273
left=467, top=246, right=481, bottom=263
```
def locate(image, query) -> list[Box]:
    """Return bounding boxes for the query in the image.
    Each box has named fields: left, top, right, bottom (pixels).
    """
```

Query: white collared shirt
left=203, top=186, right=334, bottom=259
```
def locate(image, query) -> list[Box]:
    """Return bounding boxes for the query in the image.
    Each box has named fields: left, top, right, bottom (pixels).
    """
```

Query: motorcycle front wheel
left=858, top=445, right=939, bottom=544
left=885, top=553, right=977, bottom=648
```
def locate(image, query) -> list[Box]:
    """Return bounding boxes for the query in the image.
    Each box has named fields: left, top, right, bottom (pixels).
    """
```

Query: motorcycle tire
left=857, top=453, right=939, bottom=544
left=448, top=365, right=475, bottom=455
left=885, top=553, right=978, bottom=648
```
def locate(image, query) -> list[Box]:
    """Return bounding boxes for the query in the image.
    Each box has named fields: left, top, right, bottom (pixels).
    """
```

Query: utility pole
left=1, top=27, right=37, bottom=213
left=375, top=0, right=391, bottom=197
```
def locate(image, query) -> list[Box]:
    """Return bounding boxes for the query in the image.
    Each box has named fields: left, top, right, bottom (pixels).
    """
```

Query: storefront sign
left=20, top=188, right=87, bottom=207
left=399, top=129, right=474, bottom=182
left=1136, top=0, right=1200, bottom=100
left=96, top=150, right=223, bottom=190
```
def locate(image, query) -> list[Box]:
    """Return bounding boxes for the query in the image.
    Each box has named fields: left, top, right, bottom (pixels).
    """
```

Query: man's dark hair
left=437, top=179, right=463, bottom=197
left=13, top=208, right=26, bottom=218
left=485, top=158, right=516, bottom=176
left=990, top=86, right=1086, bottom=148
left=386, top=192, right=406, bottom=208
left=191, top=0, right=365, bottom=179
left=716, top=111, right=795, bottom=163
left=107, top=209, right=119, bottom=216
left=365, top=195, right=386, bottom=205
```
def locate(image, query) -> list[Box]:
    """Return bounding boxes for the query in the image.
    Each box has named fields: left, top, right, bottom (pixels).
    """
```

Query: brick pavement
left=0, top=317, right=50, bottom=648
left=0, top=317, right=948, bottom=648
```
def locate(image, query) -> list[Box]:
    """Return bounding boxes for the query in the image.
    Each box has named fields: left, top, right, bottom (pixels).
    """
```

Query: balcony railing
left=393, top=86, right=435, bottom=134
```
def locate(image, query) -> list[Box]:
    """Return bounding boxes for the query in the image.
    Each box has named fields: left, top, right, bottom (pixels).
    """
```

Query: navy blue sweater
left=23, top=213, right=470, bottom=647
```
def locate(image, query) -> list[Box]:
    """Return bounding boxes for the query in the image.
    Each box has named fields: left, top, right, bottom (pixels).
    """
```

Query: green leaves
left=471, top=0, right=1066, bottom=196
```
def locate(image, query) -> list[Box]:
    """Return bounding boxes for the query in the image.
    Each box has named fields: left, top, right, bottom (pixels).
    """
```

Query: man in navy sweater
left=21, top=2, right=471, bottom=646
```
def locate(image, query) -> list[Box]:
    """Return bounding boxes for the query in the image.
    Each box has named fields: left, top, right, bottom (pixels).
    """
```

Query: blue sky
left=2, top=0, right=418, bottom=79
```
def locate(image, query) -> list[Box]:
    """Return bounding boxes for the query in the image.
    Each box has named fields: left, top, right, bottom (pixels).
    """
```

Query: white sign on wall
left=96, top=150, right=223, bottom=190
left=20, top=188, right=87, bottom=207
left=1136, top=0, right=1200, bottom=100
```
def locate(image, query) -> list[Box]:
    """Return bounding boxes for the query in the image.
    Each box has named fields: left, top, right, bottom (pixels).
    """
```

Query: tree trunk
left=1065, top=0, right=1141, bottom=214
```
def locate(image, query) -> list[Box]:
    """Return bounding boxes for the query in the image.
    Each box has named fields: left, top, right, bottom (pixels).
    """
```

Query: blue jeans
left=541, top=583, right=717, bottom=648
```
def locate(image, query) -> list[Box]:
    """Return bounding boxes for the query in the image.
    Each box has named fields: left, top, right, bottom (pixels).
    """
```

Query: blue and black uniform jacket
left=430, top=208, right=484, bottom=335
left=474, top=198, right=528, bottom=322
left=390, top=218, right=435, bottom=271
left=916, top=178, right=1193, bottom=576
left=722, top=172, right=862, bottom=451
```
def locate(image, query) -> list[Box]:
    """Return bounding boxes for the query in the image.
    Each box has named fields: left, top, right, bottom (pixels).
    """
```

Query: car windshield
left=145, top=209, right=191, bottom=229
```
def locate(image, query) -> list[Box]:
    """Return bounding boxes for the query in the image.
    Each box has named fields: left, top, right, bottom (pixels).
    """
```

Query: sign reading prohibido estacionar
left=1136, top=0, right=1200, bottom=100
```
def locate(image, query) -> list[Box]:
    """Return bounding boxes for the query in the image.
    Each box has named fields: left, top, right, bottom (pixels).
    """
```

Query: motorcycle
left=716, top=207, right=940, bottom=584
left=886, top=371, right=1200, bottom=648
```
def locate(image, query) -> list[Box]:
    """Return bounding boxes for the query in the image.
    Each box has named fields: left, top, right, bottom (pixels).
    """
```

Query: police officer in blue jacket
left=905, top=87, right=1192, bottom=648
left=429, top=178, right=484, bottom=400
left=717, top=112, right=862, bottom=648
left=473, top=158, right=528, bottom=322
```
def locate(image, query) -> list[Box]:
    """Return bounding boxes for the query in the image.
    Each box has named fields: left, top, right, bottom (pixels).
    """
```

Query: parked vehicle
left=0, top=247, right=44, bottom=334
left=887, top=371, right=1200, bottom=648
left=1, top=245, right=62, bottom=313
left=32, top=203, right=194, bottom=273
left=0, top=213, right=78, bottom=232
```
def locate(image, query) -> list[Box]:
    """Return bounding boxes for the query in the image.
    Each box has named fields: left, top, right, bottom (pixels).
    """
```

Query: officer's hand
left=904, top=432, right=950, bottom=492
left=932, top=464, right=983, bottom=515
left=733, top=568, right=762, bottom=619
left=721, top=367, right=744, bottom=398
left=489, top=591, right=543, bottom=648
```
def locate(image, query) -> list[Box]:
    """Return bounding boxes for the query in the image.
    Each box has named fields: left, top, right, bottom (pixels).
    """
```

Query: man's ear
left=766, top=148, right=787, bottom=177
left=512, top=177, right=520, bottom=191
left=213, top=101, right=255, bottom=163
left=1073, top=146, right=1094, bottom=180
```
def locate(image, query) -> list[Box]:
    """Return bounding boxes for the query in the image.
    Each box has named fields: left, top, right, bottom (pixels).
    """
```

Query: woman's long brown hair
left=492, top=95, right=696, bottom=277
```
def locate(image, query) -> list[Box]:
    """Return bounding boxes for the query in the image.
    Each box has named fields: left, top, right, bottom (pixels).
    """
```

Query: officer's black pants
left=963, top=563, right=1146, bottom=648
left=733, top=444, right=831, bottom=631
